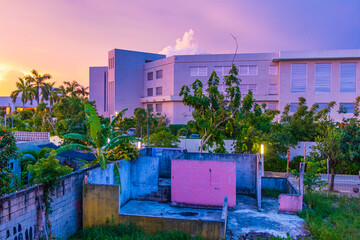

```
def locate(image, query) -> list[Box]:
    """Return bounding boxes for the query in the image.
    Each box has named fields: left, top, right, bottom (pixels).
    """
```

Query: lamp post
left=146, top=108, right=149, bottom=147
left=260, top=144, right=264, bottom=177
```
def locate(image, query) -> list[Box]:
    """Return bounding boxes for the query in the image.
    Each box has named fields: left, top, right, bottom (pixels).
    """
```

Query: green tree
left=76, top=85, right=89, bottom=99
left=27, top=152, right=72, bottom=238
left=314, top=126, right=346, bottom=191
left=147, top=130, right=180, bottom=148
left=180, top=65, right=241, bottom=152
left=233, top=92, right=279, bottom=153
left=0, top=125, right=18, bottom=196
left=41, top=82, right=59, bottom=112
left=24, top=69, right=52, bottom=104
left=10, top=77, right=35, bottom=110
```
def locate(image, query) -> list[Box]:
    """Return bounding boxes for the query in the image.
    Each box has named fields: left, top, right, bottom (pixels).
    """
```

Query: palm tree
left=10, top=78, right=35, bottom=110
left=64, top=80, right=80, bottom=98
left=56, top=104, right=132, bottom=190
left=41, top=82, right=59, bottom=112
left=76, top=85, right=89, bottom=98
left=24, top=69, right=52, bottom=104
left=58, top=85, right=67, bottom=98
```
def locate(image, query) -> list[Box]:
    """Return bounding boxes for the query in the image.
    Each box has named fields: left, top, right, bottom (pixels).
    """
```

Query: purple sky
left=0, top=0, right=360, bottom=95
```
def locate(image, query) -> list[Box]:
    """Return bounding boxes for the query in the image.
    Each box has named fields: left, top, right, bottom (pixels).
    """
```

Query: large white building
left=90, top=49, right=360, bottom=123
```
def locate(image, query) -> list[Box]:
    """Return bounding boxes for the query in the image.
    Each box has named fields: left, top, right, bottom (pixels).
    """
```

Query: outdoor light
left=137, top=141, right=142, bottom=149
left=115, top=112, right=118, bottom=115
left=260, top=144, right=264, bottom=155
left=107, top=138, right=110, bottom=143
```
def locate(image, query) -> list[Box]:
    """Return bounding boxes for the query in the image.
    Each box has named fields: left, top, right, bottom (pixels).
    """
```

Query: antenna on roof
left=230, top=34, right=238, bottom=65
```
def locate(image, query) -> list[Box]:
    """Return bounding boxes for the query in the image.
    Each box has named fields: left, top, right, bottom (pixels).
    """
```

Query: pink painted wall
left=279, top=194, right=303, bottom=213
left=171, top=159, right=236, bottom=207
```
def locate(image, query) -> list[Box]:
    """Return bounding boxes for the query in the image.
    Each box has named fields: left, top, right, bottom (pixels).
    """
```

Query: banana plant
left=56, top=103, right=135, bottom=189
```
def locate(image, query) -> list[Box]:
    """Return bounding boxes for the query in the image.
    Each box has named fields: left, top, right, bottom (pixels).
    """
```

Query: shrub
left=147, top=130, right=180, bottom=148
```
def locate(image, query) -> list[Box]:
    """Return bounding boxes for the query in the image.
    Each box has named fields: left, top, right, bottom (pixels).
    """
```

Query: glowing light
left=260, top=144, right=264, bottom=155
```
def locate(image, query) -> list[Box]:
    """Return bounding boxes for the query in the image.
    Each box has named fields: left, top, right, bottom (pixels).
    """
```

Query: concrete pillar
left=299, top=162, right=305, bottom=196
left=256, top=154, right=262, bottom=211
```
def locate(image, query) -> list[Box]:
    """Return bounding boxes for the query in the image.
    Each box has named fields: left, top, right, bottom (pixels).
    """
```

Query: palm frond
left=104, top=135, right=138, bottom=151
left=55, top=144, right=94, bottom=155
left=63, top=133, right=96, bottom=147
left=110, top=108, right=128, bottom=128
left=85, top=103, right=100, bottom=141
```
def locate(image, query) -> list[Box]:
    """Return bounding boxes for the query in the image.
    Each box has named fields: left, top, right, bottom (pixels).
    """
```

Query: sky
left=0, top=0, right=360, bottom=96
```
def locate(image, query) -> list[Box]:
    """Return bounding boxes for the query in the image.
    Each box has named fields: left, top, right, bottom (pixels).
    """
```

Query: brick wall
left=0, top=168, right=89, bottom=240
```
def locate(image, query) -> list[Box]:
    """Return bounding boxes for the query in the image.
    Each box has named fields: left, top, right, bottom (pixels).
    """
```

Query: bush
left=168, top=124, right=187, bottom=135
left=264, top=157, right=287, bottom=172
left=106, top=141, right=140, bottom=162
left=147, top=130, right=180, bottom=148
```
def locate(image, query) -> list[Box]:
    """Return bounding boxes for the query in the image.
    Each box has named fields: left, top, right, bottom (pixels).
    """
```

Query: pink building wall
left=171, top=159, right=236, bottom=207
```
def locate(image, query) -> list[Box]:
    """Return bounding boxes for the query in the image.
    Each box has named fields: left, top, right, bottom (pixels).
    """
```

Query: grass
left=69, top=222, right=203, bottom=240
left=299, top=191, right=360, bottom=240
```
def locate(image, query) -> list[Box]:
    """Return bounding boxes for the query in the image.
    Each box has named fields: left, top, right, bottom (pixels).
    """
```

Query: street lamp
left=260, top=144, right=264, bottom=177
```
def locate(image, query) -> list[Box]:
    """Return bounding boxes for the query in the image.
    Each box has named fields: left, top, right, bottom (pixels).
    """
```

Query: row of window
left=290, top=103, right=356, bottom=113
left=108, top=57, right=115, bottom=69
left=147, top=103, right=162, bottom=113
left=291, top=63, right=357, bottom=93
left=147, top=70, right=163, bottom=80
left=147, top=87, right=163, bottom=96
left=189, top=65, right=278, bottom=77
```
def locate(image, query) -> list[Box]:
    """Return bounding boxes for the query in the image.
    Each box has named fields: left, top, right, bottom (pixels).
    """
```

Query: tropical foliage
left=147, top=130, right=180, bottom=148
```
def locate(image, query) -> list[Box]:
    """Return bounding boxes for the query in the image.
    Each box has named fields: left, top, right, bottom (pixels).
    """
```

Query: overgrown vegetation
left=300, top=192, right=360, bottom=240
left=27, top=151, right=72, bottom=238
left=69, top=222, right=203, bottom=240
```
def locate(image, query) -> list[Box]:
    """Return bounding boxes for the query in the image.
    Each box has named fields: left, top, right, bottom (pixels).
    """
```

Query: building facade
left=89, top=49, right=360, bottom=123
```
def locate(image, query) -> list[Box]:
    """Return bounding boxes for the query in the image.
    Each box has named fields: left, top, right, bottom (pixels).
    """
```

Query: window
left=147, top=104, right=154, bottom=112
left=240, top=84, right=258, bottom=95
left=214, top=66, right=231, bottom=76
left=239, top=65, right=258, bottom=75
left=190, top=66, right=207, bottom=76
left=147, top=88, right=153, bottom=96
left=290, top=103, right=299, bottom=113
left=339, top=103, right=355, bottom=113
left=248, top=84, right=257, bottom=94
left=340, top=63, right=356, bottom=93
left=156, top=87, right=162, bottom=96
left=315, top=63, right=331, bottom=93
left=156, top=70, right=163, bottom=79
left=316, top=103, right=329, bottom=111
left=156, top=103, right=162, bottom=113
left=269, top=84, right=278, bottom=95
left=240, top=84, right=248, bottom=94
left=267, top=103, right=277, bottom=110
left=269, top=65, right=278, bottom=75
left=291, top=63, right=307, bottom=93
left=147, top=72, right=153, bottom=81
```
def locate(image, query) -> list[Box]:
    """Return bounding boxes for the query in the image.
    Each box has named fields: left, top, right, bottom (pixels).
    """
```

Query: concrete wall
left=171, top=158, right=236, bottom=207
left=289, top=141, right=316, bottom=160
left=0, top=168, right=88, bottom=240
left=175, top=153, right=257, bottom=195
left=82, top=184, right=225, bottom=240
left=86, top=161, right=132, bottom=208
left=148, top=148, right=184, bottom=178
left=131, top=157, right=159, bottom=199
left=262, top=177, right=289, bottom=193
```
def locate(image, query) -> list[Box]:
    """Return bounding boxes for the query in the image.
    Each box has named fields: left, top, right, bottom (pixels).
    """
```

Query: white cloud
left=159, top=29, right=205, bottom=56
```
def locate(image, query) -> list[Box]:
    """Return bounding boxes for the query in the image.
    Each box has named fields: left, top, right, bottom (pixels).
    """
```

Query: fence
left=13, top=131, right=50, bottom=142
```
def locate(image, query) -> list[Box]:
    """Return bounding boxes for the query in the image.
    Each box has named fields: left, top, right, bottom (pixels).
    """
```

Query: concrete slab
left=226, top=195, right=308, bottom=239
left=119, top=200, right=222, bottom=221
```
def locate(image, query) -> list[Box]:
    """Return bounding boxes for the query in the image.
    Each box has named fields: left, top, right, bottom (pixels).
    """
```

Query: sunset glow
left=1, top=0, right=360, bottom=96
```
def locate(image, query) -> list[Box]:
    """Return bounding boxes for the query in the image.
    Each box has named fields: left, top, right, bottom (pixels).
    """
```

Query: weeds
left=299, top=192, right=360, bottom=240
left=69, top=222, right=203, bottom=240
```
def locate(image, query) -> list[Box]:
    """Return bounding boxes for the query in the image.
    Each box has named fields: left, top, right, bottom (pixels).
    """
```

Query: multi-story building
left=89, top=49, right=360, bottom=123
